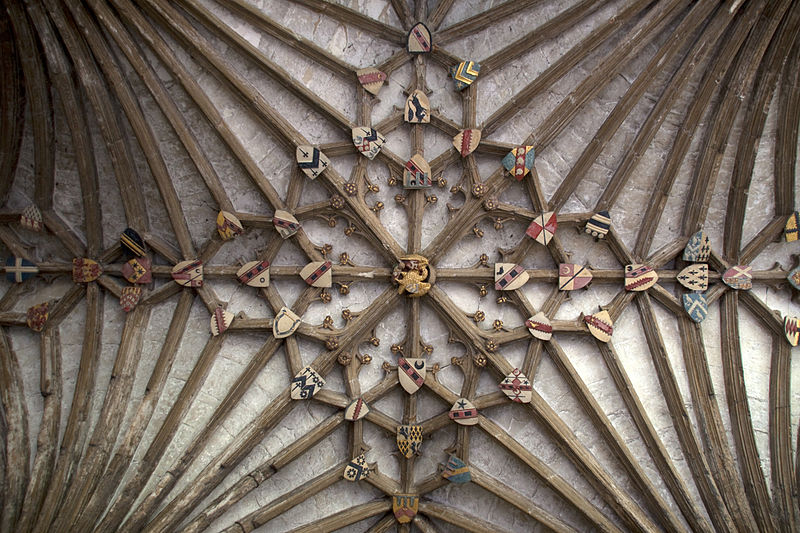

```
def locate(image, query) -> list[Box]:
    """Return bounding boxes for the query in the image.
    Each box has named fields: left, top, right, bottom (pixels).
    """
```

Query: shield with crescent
left=559, top=263, right=592, bottom=291
left=356, top=67, right=386, bottom=95
left=398, top=357, right=426, bottom=394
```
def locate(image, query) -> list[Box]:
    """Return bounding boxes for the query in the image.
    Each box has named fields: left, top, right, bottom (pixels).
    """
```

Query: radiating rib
left=770, top=337, right=797, bottom=533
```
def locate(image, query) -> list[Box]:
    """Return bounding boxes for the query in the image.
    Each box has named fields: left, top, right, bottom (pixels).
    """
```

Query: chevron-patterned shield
left=237, top=260, right=270, bottom=287
left=789, top=266, right=800, bottom=290
left=273, top=210, right=300, bottom=239
left=452, top=128, right=481, bottom=157
left=625, top=264, right=658, bottom=292
left=403, top=154, right=432, bottom=189
left=396, top=425, right=422, bottom=458
left=677, top=264, right=708, bottom=291
left=785, top=316, right=799, bottom=347
left=26, top=302, right=49, bottom=332
left=526, top=212, right=557, bottom=245
left=393, top=494, right=419, bottom=524
left=499, top=368, right=532, bottom=403
left=120, top=227, right=146, bottom=257
left=343, top=454, right=369, bottom=482
left=495, top=263, right=528, bottom=291
left=356, top=67, right=386, bottom=96
left=683, top=230, right=711, bottom=262
left=122, top=257, right=152, bottom=284
left=120, top=286, right=142, bottom=313
left=216, top=210, right=243, bottom=240
left=72, top=258, right=102, bottom=283
left=171, top=260, right=203, bottom=287
left=273, top=306, right=301, bottom=339
left=20, top=205, right=43, bottom=231
left=290, top=366, right=325, bottom=400
left=210, top=307, right=234, bottom=336
left=585, top=211, right=611, bottom=239
left=450, top=60, right=480, bottom=90
left=559, top=263, right=592, bottom=291
left=295, top=145, right=330, bottom=179
left=722, top=265, right=752, bottom=290
left=683, top=293, right=708, bottom=323
left=449, top=398, right=478, bottom=426
left=785, top=212, right=799, bottom=242
left=351, top=127, right=386, bottom=160
left=404, top=89, right=430, bottom=123
left=584, top=310, right=613, bottom=343
left=398, top=357, right=426, bottom=394
left=300, top=260, right=332, bottom=288
left=345, top=398, right=369, bottom=421
left=5, top=257, right=38, bottom=283
left=442, top=455, right=471, bottom=484
left=502, top=145, right=535, bottom=180
left=526, top=312, right=553, bottom=341
left=407, top=22, right=431, bottom=53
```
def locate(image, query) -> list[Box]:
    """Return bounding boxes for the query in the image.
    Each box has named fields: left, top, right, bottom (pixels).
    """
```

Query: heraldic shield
left=396, top=425, right=422, bottom=458
left=273, top=306, right=301, bottom=339
left=393, top=494, right=418, bottom=524
left=342, top=454, right=369, bottom=482
left=398, top=357, right=426, bottom=393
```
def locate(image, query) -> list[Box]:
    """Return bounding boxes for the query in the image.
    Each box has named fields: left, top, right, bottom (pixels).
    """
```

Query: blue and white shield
left=683, top=230, right=711, bottom=262
left=442, top=455, right=471, bottom=484
left=683, top=293, right=708, bottom=323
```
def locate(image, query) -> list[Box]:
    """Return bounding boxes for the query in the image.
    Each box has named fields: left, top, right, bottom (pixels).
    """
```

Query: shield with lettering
left=785, top=211, right=799, bottom=242
left=20, top=205, right=43, bottom=231
left=344, top=398, right=369, bottom=421
left=683, top=293, right=708, bottom=323
left=396, top=425, right=422, bottom=458
left=122, top=257, right=152, bottom=284
left=584, top=310, right=613, bottom=343
left=525, top=312, right=552, bottom=341
left=442, top=455, right=471, bottom=484
left=273, top=306, right=301, bottom=339
left=210, top=307, right=234, bottom=336
left=683, top=230, right=711, bottom=262
left=72, top=258, right=102, bottom=283
left=453, top=129, right=480, bottom=157
left=559, top=263, right=592, bottom=291
left=356, top=67, right=386, bottom=96
left=526, top=212, right=557, bottom=245
left=216, top=210, right=243, bottom=240
left=237, top=260, right=270, bottom=287
left=785, top=316, right=799, bottom=347
left=499, top=368, right=532, bottom=403
left=300, top=260, right=332, bottom=288
left=677, top=264, right=708, bottom=291
left=449, top=398, right=478, bottom=426
left=625, top=264, right=658, bottom=292
left=343, top=454, right=369, bottom=482
left=403, top=154, right=432, bottom=189
left=407, top=21, right=431, bottom=53
left=120, top=286, right=142, bottom=313
left=722, top=265, right=752, bottom=290
left=171, top=260, right=203, bottom=287
left=296, top=145, right=330, bottom=179
left=26, top=302, right=49, bottom=332
left=404, top=89, right=430, bottom=124
left=502, top=145, right=535, bottom=181
left=120, top=227, right=146, bottom=257
left=585, top=211, right=611, bottom=239
left=273, top=210, right=300, bottom=239
left=290, top=366, right=325, bottom=400
left=5, top=257, right=38, bottom=283
left=351, top=127, right=385, bottom=160
left=393, top=494, right=419, bottom=524
left=494, top=263, right=528, bottom=291
left=450, top=60, right=480, bottom=90
left=398, top=357, right=426, bottom=394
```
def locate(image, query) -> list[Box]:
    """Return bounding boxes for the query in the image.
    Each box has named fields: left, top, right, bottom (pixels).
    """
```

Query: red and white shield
left=171, top=260, right=203, bottom=287
left=558, top=263, right=592, bottom=290
left=624, top=264, right=658, bottom=292
left=525, top=312, right=553, bottom=341
left=398, top=357, right=426, bottom=393
left=499, top=368, right=532, bottom=403
left=722, top=265, right=752, bottom=290
left=120, top=287, right=142, bottom=312
left=452, top=129, right=481, bottom=157
left=584, top=310, right=613, bottom=342
left=26, top=302, right=49, bottom=332
left=526, top=212, right=557, bottom=246
left=122, top=257, right=152, bottom=284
